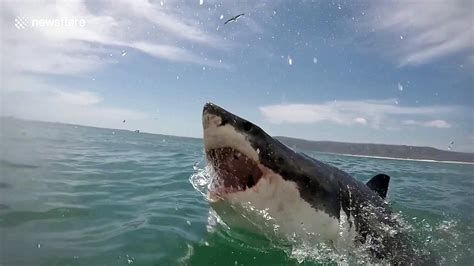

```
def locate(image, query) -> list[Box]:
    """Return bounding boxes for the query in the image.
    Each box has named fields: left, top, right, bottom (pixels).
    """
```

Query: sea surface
left=1, top=118, right=473, bottom=265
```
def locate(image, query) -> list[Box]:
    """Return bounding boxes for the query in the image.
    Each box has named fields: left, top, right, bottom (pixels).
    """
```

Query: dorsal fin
left=366, top=174, right=390, bottom=199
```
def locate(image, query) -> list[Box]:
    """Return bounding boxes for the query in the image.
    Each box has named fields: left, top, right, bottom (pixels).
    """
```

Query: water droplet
left=394, top=100, right=399, bottom=105
left=176, top=75, right=179, bottom=80
left=204, top=241, right=209, bottom=246
left=256, top=148, right=260, bottom=154
left=199, top=0, right=203, bottom=5
left=397, top=82, right=403, bottom=91
left=288, top=56, right=293, bottom=65
left=160, top=0, right=164, bottom=6
left=121, top=50, right=127, bottom=56
left=126, top=254, right=134, bottom=264
left=186, top=220, right=191, bottom=225
left=313, top=57, right=318, bottom=64
left=337, top=4, right=342, bottom=10
left=400, top=35, right=404, bottom=40
left=202, top=66, right=206, bottom=70
left=37, top=243, right=41, bottom=248
left=220, top=15, right=224, bottom=20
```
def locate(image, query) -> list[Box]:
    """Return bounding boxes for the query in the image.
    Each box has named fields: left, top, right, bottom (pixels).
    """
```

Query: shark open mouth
left=206, top=147, right=263, bottom=194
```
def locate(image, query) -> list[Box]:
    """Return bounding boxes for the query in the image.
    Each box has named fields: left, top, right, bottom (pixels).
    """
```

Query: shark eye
left=242, top=122, right=252, bottom=132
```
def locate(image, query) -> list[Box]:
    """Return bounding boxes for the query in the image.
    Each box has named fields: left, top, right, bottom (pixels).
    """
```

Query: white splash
left=398, top=82, right=404, bottom=91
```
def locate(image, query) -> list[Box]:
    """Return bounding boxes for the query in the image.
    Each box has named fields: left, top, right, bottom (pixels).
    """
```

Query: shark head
left=202, top=102, right=299, bottom=196
left=202, top=102, right=344, bottom=239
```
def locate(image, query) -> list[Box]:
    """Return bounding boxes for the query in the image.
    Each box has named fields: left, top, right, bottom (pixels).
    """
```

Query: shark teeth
left=206, top=147, right=263, bottom=196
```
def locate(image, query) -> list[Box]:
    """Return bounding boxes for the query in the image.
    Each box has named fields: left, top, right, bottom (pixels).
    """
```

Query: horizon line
left=3, top=116, right=472, bottom=155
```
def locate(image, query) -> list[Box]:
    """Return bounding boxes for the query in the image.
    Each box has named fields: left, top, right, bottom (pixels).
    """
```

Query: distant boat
left=134, top=130, right=140, bottom=133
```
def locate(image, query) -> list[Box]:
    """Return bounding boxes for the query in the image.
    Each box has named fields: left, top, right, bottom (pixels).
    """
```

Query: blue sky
left=2, top=0, right=473, bottom=151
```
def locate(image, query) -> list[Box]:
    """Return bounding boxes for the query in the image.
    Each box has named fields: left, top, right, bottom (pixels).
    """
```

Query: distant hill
left=275, top=136, right=474, bottom=163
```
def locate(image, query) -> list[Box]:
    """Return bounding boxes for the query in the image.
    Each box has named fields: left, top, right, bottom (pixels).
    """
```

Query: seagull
left=224, top=13, right=245, bottom=24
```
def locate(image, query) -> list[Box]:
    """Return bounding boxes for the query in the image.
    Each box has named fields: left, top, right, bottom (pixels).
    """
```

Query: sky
left=1, top=0, right=473, bottom=152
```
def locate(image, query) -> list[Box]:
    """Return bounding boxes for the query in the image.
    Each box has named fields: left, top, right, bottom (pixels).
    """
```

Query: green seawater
left=0, top=118, right=473, bottom=265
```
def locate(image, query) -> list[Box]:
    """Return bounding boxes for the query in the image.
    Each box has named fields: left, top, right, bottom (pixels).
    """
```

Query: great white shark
left=201, top=102, right=430, bottom=264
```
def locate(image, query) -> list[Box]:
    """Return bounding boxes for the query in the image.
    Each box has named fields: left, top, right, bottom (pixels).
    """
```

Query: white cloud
left=364, top=0, right=473, bottom=66
left=259, top=99, right=457, bottom=129
left=131, top=42, right=228, bottom=68
left=122, top=0, right=221, bottom=46
left=3, top=87, right=148, bottom=129
left=402, top=119, right=452, bottom=129
left=51, top=90, right=101, bottom=106
left=354, top=117, right=368, bottom=125
left=1, top=0, right=230, bottom=77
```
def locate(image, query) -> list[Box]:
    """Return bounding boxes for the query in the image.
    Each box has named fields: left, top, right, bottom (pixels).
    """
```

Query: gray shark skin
left=202, top=102, right=431, bottom=264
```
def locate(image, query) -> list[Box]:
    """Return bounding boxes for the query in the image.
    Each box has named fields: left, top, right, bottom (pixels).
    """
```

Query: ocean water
left=0, top=118, right=473, bottom=265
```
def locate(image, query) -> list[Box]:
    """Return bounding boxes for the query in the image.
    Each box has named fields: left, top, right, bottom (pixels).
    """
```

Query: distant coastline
left=276, top=136, right=474, bottom=164
left=316, top=151, right=474, bottom=165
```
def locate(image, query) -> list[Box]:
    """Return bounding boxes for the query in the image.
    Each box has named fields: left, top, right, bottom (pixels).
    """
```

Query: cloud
left=3, top=87, right=148, bottom=129
left=402, top=119, right=452, bottom=129
left=131, top=42, right=228, bottom=68
left=259, top=99, right=457, bottom=129
left=1, top=0, right=230, bottom=77
left=354, top=117, right=368, bottom=125
left=122, top=0, right=221, bottom=46
left=363, top=0, right=473, bottom=66
left=51, top=90, right=101, bottom=105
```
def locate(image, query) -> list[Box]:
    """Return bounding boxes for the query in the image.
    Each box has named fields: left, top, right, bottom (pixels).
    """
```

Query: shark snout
left=203, top=103, right=223, bottom=130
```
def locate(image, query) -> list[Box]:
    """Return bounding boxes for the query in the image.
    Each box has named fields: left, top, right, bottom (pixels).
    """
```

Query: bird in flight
left=224, top=13, right=245, bottom=24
